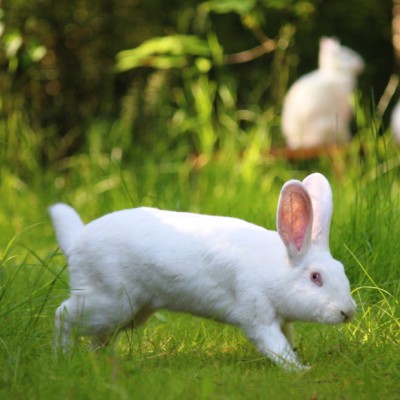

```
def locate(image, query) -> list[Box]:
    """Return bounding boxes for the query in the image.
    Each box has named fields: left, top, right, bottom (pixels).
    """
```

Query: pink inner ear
left=279, top=188, right=312, bottom=252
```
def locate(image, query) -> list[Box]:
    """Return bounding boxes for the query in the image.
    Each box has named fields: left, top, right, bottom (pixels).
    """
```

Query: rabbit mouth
left=340, top=310, right=354, bottom=323
left=340, top=304, right=356, bottom=323
left=320, top=305, right=355, bottom=325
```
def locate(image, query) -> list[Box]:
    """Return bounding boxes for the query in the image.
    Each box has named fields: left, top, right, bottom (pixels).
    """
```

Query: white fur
left=50, top=173, right=356, bottom=369
left=282, top=37, right=364, bottom=149
left=50, top=203, right=84, bottom=255
left=391, top=100, right=400, bottom=144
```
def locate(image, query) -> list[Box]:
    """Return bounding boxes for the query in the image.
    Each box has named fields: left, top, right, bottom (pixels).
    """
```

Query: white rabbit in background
left=49, top=173, right=356, bottom=370
left=391, top=100, right=400, bottom=144
left=282, top=37, right=364, bottom=149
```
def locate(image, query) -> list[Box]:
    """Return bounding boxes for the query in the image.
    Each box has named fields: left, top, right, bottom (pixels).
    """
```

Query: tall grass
left=1, top=82, right=400, bottom=398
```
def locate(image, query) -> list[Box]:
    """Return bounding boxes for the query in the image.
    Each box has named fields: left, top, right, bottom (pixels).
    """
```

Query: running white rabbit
left=282, top=37, right=364, bottom=149
left=50, top=173, right=356, bottom=369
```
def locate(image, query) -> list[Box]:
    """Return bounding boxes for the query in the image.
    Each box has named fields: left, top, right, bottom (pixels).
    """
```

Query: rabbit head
left=319, top=36, right=364, bottom=77
left=275, top=173, right=356, bottom=325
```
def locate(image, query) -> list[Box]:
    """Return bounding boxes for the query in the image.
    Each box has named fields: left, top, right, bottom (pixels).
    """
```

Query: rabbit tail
left=49, top=203, right=84, bottom=257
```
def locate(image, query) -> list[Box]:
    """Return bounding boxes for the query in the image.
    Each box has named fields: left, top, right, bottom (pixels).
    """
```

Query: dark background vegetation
left=0, top=0, right=395, bottom=165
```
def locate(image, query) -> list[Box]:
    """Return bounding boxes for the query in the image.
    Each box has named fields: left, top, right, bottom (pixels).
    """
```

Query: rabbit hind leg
left=55, top=294, right=117, bottom=352
left=54, top=297, right=83, bottom=353
left=90, top=306, right=154, bottom=350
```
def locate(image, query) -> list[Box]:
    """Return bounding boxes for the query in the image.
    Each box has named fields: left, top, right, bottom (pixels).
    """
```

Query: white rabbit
left=282, top=37, right=364, bottom=149
left=49, top=173, right=356, bottom=369
left=391, top=100, right=400, bottom=144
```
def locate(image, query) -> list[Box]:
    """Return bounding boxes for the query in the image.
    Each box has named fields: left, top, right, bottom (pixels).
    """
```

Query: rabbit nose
left=341, top=308, right=355, bottom=322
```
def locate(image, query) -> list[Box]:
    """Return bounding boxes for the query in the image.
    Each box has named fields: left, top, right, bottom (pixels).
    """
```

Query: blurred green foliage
left=0, top=0, right=394, bottom=171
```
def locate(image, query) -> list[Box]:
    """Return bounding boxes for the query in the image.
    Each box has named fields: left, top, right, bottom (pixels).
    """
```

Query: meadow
left=1, top=105, right=400, bottom=399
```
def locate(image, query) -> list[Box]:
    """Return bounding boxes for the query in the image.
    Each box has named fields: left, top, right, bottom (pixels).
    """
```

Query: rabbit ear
left=302, top=173, right=333, bottom=249
left=319, top=37, right=340, bottom=56
left=277, top=181, right=313, bottom=263
left=318, top=37, right=340, bottom=69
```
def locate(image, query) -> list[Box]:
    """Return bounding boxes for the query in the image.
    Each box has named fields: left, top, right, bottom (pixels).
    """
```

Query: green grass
left=1, top=120, right=400, bottom=399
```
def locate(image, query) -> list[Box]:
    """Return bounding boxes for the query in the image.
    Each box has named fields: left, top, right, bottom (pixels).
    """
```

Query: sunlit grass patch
left=344, top=245, right=400, bottom=346
left=350, top=288, right=400, bottom=345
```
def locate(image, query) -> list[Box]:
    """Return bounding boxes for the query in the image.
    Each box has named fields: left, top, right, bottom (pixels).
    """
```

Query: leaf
left=200, top=0, right=256, bottom=15
left=5, top=32, right=23, bottom=58
left=116, top=35, right=211, bottom=72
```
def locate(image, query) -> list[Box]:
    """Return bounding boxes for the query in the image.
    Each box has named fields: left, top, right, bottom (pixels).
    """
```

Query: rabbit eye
left=310, top=272, right=323, bottom=287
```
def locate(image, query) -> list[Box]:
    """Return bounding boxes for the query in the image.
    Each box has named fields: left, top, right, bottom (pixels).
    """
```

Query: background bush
left=0, top=0, right=394, bottom=168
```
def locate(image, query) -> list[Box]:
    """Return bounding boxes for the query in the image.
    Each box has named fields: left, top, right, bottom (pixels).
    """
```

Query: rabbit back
left=65, top=207, right=285, bottom=326
left=282, top=71, right=353, bottom=148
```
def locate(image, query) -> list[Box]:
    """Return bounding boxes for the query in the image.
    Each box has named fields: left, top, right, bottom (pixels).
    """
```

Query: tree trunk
left=393, top=0, right=400, bottom=67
